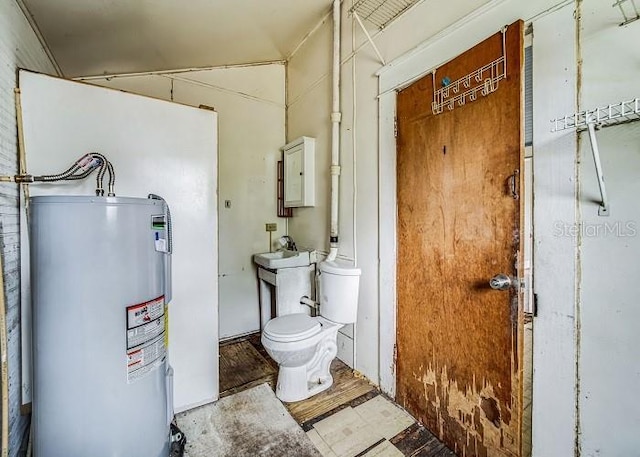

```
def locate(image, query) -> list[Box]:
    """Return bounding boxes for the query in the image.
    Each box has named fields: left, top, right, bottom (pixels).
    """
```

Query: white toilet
left=261, top=260, right=361, bottom=402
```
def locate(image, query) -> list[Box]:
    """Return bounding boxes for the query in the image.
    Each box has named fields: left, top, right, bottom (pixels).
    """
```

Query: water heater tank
left=30, top=196, right=171, bottom=457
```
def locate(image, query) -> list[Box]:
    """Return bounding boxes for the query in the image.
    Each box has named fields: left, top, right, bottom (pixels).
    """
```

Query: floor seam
left=353, top=438, right=387, bottom=457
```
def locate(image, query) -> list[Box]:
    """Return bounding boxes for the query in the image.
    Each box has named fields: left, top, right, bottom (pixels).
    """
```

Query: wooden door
left=396, top=22, right=524, bottom=457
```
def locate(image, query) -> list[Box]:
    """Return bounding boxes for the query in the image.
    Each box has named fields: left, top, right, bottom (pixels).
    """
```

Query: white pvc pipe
left=327, top=0, right=342, bottom=262
left=351, top=6, right=358, bottom=373
left=350, top=11, right=358, bottom=270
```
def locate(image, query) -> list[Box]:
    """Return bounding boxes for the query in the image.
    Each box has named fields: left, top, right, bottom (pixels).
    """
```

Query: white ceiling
left=22, top=0, right=333, bottom=77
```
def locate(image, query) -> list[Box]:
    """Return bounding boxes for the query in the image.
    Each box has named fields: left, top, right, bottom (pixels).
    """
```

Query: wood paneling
left=396, top=21, right=524, bottom=457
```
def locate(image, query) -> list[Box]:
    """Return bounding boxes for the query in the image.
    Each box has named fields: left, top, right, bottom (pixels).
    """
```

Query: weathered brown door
left=396, top=22, right=524, bottom=457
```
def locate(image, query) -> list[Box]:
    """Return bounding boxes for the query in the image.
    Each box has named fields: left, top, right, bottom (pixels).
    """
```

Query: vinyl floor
left=219, top=333, right=456, bottom=457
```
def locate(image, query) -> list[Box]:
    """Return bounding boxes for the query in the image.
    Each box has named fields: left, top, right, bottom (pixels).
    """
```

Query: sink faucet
left=279, top=235, right=297, bottom=251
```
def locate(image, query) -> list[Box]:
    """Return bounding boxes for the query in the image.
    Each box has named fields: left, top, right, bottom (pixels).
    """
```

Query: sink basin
left=253, top=250, right=311, bottom=269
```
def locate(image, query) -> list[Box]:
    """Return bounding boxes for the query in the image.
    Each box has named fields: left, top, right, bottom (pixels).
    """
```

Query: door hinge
left=394, top=117, right=398, bottom=138
left=393, top=343, right=397, bottom=365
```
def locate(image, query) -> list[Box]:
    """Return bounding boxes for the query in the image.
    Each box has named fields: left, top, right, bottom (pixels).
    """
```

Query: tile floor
left=219, top=334, right=456, bottom=457
left=305, top=396, right=415, bottom=457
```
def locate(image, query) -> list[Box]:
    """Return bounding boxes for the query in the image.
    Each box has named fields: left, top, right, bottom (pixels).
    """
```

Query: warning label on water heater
left=126, top=296, right=166, bottom=383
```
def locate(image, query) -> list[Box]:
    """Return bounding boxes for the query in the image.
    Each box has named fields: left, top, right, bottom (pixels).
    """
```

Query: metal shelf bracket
left=551, top=98, right=640, bottom=217
left=585, top=122, right=609, bottom=216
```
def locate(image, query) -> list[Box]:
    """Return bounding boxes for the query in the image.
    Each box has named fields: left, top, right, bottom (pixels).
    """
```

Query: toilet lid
left=264, top=313, right=321, bottom=342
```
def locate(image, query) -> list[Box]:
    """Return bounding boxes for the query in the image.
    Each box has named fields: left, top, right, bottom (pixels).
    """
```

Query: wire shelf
left=613, top=0, right=640, bottom=26
left=551, top=98, right=640, bottom=217
left=350, top=0, right=421, bottom=29
left=551, top=99, right=640, bottom=132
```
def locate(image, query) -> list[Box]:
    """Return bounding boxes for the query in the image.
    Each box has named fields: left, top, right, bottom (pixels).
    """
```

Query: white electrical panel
left=282, top=136, right=315, bottom=207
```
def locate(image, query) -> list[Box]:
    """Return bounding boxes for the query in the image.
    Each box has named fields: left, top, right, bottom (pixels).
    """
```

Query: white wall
left=530, top=7, right=578, bottom=456
left=19, top=70, right=220, bottom=414
left=0, top=1, right=56, bottom=454
left=84, top=64, right=286, bottom=340
left=578, top=2, right=640, bottom=454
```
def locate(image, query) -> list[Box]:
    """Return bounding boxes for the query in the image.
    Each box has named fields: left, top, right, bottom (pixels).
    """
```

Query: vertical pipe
left=284, top=61, right=290, bottom=239
left=327, top=0, right=342, bottom=262
left=351, top=2, right=358, bottom=372
left=351, top=7, right=358, bottom=270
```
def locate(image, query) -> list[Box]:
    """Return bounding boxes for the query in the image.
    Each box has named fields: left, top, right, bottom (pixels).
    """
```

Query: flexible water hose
left=90, top=152, right=109, bottom=196
left=30, top=163, right=80, bottom=181
left=106, top=161, right=115, bottom=197
left=28, top=153, right=116, bottom=196
left=63, top=168, right=98, bottom=181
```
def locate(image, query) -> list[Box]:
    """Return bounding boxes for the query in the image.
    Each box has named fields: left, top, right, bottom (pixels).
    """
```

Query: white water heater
left=30, top=196, right=172, bottom=457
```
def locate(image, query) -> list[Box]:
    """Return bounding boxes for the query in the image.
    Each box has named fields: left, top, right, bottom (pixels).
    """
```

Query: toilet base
left=274, top=335, right=338, bottom=403
left=276, top=367, right=334, bottom=403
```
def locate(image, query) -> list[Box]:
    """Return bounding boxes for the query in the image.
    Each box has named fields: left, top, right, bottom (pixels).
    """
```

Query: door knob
left=489, top=274, right=521, bottom=291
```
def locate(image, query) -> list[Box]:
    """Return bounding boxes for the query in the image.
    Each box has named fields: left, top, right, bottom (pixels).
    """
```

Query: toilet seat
left=263, top=314, right=322, bottom=342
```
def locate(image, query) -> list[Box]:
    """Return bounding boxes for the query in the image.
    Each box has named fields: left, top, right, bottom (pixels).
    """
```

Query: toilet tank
left=318, top=260, right=361, bottom=324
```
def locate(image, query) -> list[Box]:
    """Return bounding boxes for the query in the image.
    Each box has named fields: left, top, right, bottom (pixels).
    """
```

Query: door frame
left=376, top=0, right=535, bottom=398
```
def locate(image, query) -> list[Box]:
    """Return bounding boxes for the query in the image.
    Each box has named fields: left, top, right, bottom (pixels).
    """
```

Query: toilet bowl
left=261, top=260, right=361, bottom=403
left=262, top=314, right=341, bottom=402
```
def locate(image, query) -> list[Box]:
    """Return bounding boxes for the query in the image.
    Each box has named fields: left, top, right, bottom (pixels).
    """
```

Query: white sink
left=253, top=250, right=311, bottom=269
